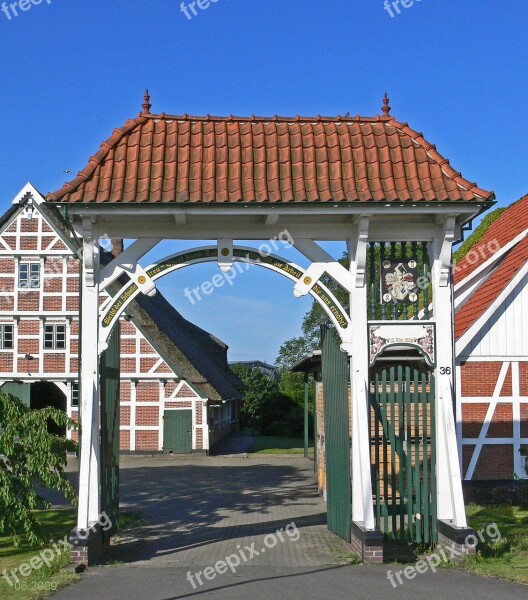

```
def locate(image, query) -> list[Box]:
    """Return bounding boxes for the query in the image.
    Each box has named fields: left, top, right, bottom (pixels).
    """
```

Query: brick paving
left=105, top=454, right=352, bottom=567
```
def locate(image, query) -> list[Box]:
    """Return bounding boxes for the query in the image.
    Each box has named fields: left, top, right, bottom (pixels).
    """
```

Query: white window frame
left=44, top=324, right=66, bottom=350
left=71, top=381, right=79, bottom=407
left=19, top=262, right=40, bottom=289
left=0, top=324, right=14, bottom=349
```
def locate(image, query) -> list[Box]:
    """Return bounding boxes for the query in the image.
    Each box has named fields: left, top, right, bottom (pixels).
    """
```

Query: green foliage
left=231, top=366, right=304, bottom=437
left=0, top=392, right=77, bottom=547
left=453, top=207, right=506, bottom=264
left=278, top=371, right=305, bottom=404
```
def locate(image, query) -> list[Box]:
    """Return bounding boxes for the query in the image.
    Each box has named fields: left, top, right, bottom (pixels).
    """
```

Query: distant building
left=229, top=360, right=280, bottom=381
left=0, top=184, right=242, bottom=453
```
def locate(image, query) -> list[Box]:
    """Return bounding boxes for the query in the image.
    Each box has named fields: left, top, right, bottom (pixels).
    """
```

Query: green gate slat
left=421, top=372, right=430, bottom=544
left=430, top=373, right=437, bottom=543
left=413, top=368, right=422, bottom=544
left=321, top=326, right=351, bottom=542
left=100, top=323, right=120, bottom=535
left=380, top=244, right=387, bottom=320
left=389, top=366, right=397, bottom=539
left=397, top=365, right=405, bottom=541
left=405, top=366, right=413, bottom=542
left=381, top=369, right=389, bottom=536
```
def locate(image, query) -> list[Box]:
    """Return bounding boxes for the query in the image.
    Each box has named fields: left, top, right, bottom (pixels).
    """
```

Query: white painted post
left=432, top=227, right=467, bottom=527
left=77, top=234, right=101, bottom=530
left=347, top=223, right=375, bottom=530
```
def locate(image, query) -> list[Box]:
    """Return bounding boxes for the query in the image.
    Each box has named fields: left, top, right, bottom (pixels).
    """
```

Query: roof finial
left=142, top=89, right=152, bottom=114
left=382, top=92, right=391, bottom=117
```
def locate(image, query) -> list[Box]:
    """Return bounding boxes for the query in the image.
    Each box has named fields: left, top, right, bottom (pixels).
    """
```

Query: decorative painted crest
left=369, top=322, right=436, bottom=367
left=381, top=259, right=419, bottom=304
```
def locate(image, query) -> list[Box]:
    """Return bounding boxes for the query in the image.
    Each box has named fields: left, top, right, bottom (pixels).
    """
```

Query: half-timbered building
left=0, top=183, right=242, bottom=453
left=454, top=195, right=528, bottom=481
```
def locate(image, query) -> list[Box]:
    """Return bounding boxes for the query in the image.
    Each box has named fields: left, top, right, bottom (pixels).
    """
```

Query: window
left=71, top=382, right=79, bottom=407
left=44, top=324, right=66, bottom=350
left=19, top=262, right=40, bottom=289
left=0, top=325, right=13, bottom=349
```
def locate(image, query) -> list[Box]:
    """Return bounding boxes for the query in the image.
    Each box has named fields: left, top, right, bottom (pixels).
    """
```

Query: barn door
left=100, top=323, right=120, bottom=535
left=321, top=326, right=351, bottom=542
left=163, top=410, right=193, bottom=454
left=370, top=365, right=436, bottom=544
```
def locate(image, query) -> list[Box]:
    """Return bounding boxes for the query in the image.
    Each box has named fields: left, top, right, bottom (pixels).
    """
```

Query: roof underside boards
left=47, top=113, right=494, bottom=205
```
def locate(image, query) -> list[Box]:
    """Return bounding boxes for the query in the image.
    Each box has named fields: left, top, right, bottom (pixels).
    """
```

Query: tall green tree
left=0, top=392, right=77, bottom=546
left=231, top=365, right=305, bottom=437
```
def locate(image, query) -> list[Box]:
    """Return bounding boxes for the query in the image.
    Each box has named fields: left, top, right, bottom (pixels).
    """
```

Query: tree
left=275, top=253, right=350, bottom=371
left=231, top=365, right=304, bottom=437
left=0, top=392, right=77, bottom=546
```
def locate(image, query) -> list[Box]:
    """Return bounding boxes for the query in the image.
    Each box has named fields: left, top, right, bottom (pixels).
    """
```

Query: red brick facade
left=457, top=360, right=528, bottom=480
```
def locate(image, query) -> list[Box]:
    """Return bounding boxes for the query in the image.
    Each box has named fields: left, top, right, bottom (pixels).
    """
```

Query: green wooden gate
left=321, top=325, right=351, bottom=542
left=163, top=410, right=192, bottom=454
left=370, top=365, right=436, bottom=544
left=100, top=324, right=120, bottom=535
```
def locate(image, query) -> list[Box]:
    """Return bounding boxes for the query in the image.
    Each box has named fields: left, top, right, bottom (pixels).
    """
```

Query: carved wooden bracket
left=217, top=238, right=233, bottom=273
left=439, top=216, right=456, bottom=287
left=355, top=216, right=370, bottom=288
left=82, top=218, right=98, bottom=287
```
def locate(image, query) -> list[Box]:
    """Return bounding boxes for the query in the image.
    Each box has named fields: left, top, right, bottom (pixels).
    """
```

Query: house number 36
left=439, top=367, right=452, bottom=375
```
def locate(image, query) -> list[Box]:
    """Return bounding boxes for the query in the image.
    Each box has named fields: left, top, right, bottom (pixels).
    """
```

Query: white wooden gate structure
left=44, top=94, right=495, bottom=561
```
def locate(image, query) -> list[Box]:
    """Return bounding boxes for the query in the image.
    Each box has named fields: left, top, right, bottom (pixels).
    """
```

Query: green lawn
left=0, top=508, right=78, bottom=600
left=249, top=436, right=315, bottom=455
left=0, top=509, right=143, bottom=600
left=463, top=503, right=528, bottom=584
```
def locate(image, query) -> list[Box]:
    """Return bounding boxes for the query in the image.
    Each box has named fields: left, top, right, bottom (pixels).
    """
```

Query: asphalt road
left=53, top=564, right=528, bottom=600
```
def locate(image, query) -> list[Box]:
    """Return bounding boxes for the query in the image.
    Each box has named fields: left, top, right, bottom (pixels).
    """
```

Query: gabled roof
left=0, top=183, right=79, bottom=252
left=47, top=97, right=494, bottom=205
left=119, top=281, right=243, bottom=402
left=455, top=195, right=528, bottom=341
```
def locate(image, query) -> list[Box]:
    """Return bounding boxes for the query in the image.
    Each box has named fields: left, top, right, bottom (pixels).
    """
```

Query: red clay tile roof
left=47, top=111, right=494, bottom=204
left=454, top=194, right=528, bottom=284
left=455, top=235, right=528, bottom=341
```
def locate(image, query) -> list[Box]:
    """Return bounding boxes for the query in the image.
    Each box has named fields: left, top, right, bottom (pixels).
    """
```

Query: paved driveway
left=52, top=454, right=527, bottom=600
left=101, top=454, right=350, bottom=568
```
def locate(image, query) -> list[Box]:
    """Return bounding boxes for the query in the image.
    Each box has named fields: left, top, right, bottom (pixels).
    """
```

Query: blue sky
left=0, top=0, right=526, bottom=362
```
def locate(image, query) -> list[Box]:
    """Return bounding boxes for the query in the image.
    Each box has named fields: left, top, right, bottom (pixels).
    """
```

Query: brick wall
left=458, top=360, right=528, bottom=480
